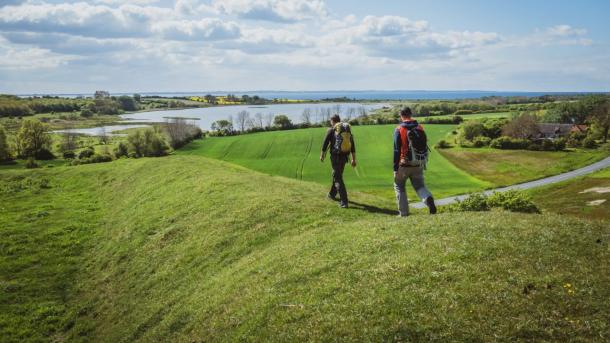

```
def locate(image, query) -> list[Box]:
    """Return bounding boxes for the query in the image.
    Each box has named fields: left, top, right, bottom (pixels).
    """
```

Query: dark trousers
left=329, top=154, right=348, bottom=204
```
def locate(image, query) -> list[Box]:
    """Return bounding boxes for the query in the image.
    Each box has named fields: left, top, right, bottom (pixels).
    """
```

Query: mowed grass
left=439, top=147, right=608, bottom=186
left=530, top=167, right=610, bottom=220
left=1, top=156, right=609, bottom=342
left=178, top=124, right=491, bottom=199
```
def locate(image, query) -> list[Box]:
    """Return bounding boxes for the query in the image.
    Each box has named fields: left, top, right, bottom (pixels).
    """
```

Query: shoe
left=426, top=196, right=437, bottom=214
left=340, top=202, right=348, bottom=208
left=327, top=193, right=338, bottom=201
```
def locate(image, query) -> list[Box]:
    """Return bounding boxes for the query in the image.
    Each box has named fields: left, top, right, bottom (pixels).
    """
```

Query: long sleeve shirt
left=322, top=126, right=355, bottom=155
left=393, top=119, right=422, bottom=171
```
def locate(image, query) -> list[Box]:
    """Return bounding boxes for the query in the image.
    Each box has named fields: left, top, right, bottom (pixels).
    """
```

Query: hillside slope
left=1, top=155, right=608, bottom=342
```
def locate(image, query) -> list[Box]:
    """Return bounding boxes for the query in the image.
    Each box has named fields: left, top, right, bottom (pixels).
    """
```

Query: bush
left=456, top=193, right=490, bottom=211
left=34, top=148, right=55, bottom=160
left=554, top=138, right=566, bottom=151
left=0, top=124, right=11, bottom=161
left=489, top=136, right=530, bottom=149
left=487, top=190, right=540, bottom=213
left=80, top=108, right=93, bottom=117
left=114, top=142, right=129, bottom=158
left=455, top=190, right=540, bottom=213
left=566, top=131, right=586, bottom=148
left=435, top=140, right=451, bottom=149
left=25, top=157, right=39, bottom=169
left=461, top=121, right=485, bottom=141
left=472, top=136, right=491, bottom=148
left=63, top=151, right=76, bottom=159
left=540, top=139, right=555, bottom=151
left=127, top=128, right=169, bottom=158
left=582, top=137, right=597, bottom=149
left=78, top=147, right=95, bottom=159
left=71, top=153, right=113, bottom=165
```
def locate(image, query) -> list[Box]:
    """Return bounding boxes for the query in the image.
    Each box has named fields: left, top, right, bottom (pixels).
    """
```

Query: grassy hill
left=178, top=124, right=490, bottom=199
left=1, top=155, right=608, bottom=342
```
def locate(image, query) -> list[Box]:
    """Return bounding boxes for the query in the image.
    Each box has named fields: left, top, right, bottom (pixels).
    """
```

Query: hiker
left=320, top=114, right=356, bottom=208
left=393, top=107, right=437, bottom=216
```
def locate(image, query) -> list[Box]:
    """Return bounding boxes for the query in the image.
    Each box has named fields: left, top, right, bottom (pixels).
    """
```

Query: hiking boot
left=340, top=202, right=348, bottom=209
left=426, top=196, right=437, bottom=214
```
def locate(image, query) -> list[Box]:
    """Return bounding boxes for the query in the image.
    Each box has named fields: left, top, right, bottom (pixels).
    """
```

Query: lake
left=120, top=102, right=387, bottom=131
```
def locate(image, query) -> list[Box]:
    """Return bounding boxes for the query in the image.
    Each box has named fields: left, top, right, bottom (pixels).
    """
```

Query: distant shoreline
left=13, top=90, right=609, bottom=101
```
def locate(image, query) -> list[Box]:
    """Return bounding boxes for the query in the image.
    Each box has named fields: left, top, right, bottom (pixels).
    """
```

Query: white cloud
left=546, top=25, right=587, bottom=37
left=152, top=19, right=241, bottom=41
left=213, top=0, right=327, bottom=22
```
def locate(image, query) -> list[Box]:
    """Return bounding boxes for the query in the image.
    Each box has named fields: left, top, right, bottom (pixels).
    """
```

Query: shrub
left=80, top=108, right=93, bottom=117
left=456, top=193, right=490, bottom=211
left=582, top=136, right=597, bottom=149
left=114, top=142, right=129, bottom=158
left=455, top=190, right=540, bottom=213
left=0, top=124, right=11, bottom=161
left=490, top=136, right=530, bottom=150
left=78, top=147, right=95, bottom=159
left=435, top=140, right=451, bottom=149
left=71, top=154, right=113, bottom=165
left=34, top=148, right=55, bottom=160
left=554, top=138, right=566, bottom=151
left=566, top=131, right=586, bottom=147
left=25, top=157, right=39, bottom=169
left=461, top=121, right=485, bottom=141
left=472, top=136, right=491, bottom=148
left=487, top=190, right=540, bottom=213
left=540, top=139, right=555, bottom=151
left=63, top=151, right=76, bottom=159
left=127, top=128, right=169, bottom=158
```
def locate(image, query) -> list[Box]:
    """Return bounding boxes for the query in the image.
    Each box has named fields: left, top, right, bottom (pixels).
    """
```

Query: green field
left=1, top=156, right=608, bottom=342
left=416, top=112, right=511, bottom=121
left=439, top=147, right=608, bottom=186
left=530, top=167, right=610, bottom=220
left=178, top=124, right=491, bottom=199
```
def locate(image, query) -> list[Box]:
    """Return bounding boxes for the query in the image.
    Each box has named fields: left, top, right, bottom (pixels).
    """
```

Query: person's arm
left=393, top=128, right=401, bottom=173
left=320, top=128, right=333, bottom=161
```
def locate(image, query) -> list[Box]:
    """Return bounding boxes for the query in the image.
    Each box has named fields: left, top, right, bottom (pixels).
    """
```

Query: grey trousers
left=394, top=166, right=433, bottom=216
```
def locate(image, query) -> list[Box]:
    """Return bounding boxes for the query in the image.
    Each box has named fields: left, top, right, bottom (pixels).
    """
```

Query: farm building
left=537, top=123, right=588, bottom=139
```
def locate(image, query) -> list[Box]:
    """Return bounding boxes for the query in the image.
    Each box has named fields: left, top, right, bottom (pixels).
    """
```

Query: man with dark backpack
left=393, top=107, right=436, bottom=216
left=320, top=114, right=356, bottom=208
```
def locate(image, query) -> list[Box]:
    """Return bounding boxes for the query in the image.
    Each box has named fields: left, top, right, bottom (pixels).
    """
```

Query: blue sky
left=0, top=0, right=608, bottom=94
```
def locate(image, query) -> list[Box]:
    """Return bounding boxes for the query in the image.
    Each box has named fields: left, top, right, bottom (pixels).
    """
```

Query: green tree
left=15, top=119, right=52, bottom=158
left=0, top=124, right=11, bottom=161
left=460, top=121, right=485, bottom=141
left=133, top=93, right=141, bottom=103
left=117, top=96, right=137, bottom=111
left=584, top=95, right=610, bottom=143
left=273, top=115, right=293, bottom=129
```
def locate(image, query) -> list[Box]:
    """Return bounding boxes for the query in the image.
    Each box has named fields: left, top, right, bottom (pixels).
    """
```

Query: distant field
left=416, top=112, right=511, bottom=121
left=178, top=124, right=491, bottom=199
left=439, top=148, right=608, bottom=186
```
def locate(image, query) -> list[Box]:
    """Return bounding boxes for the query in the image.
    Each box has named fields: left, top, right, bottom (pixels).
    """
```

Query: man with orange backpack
left=320, top=114, right=356, bottom=208
left=393, top=107, right=437, bottom=216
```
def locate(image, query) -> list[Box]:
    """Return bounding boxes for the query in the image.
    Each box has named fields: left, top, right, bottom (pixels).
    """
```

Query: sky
left=0, top=0, right=609, bottom=94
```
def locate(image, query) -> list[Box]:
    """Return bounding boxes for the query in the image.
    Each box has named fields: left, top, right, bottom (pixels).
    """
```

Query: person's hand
left=320, top=152, right=325, bottom=162
left=393, top=171, right=397, bottom=178
left=351, top=159, right=357, bottom=168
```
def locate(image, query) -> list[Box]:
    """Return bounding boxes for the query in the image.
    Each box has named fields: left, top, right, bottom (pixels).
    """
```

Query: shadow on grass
left=349, top=201, right=397, bottom=215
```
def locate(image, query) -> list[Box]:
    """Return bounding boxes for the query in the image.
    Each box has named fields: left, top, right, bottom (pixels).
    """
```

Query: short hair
left=330, top=114, right=341, bottom=122
left=400, top=107, right=412, bottom=117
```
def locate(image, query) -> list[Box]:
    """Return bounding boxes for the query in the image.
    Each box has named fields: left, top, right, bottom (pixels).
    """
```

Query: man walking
left=393, top=107, right=437, bottom=216
left=320, top=114, right=356, bottom=208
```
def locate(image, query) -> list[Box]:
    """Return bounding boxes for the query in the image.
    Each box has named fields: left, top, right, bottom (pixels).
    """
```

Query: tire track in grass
left=260, top=136, right=276, bottom=159
left=220, top=140, right=237, bottom=160
left=296, top=132, right=314, bottom=180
